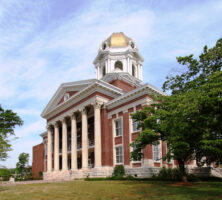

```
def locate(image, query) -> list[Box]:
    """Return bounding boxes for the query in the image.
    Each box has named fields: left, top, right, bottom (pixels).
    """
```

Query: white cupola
left=93, top=32, right=144, bottom=82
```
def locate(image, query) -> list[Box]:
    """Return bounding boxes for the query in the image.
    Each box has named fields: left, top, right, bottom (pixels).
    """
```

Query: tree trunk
left=178, top=159, right=187, bottom=182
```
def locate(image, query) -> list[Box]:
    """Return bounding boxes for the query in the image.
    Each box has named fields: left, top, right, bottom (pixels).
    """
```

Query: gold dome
left=104, top=32, right=132, bottom=47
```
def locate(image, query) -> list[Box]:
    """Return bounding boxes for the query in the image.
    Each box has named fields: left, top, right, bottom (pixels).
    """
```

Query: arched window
left=102, top=66, right=106, bottom=76
left=132, top=65, right=135, bottom=76
left=114, top=61, right=123, bottom=70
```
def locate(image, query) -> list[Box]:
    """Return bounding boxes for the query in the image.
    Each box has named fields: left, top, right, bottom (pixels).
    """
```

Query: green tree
left=131, top=38, right=222, bottom=181
left=16, top=153, right=30, bottom=179
left=0, top=105, right=23, bottom=161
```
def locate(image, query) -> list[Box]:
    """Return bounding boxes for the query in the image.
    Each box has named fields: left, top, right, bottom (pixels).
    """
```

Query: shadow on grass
left=118, top=180, right=222, bottom=199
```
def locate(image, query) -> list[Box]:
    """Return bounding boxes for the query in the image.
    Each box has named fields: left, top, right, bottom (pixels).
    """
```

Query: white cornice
left=42, top=80, right=124, bottom=119
left=41, top=79, right=96, bottom=117
left=93, top=48, right=143, bottom=65
left=101, top=72, right=143, bottom=87
left=40, top=131, right=47, bottom=138
left=105, top=83, right=166, bottom=110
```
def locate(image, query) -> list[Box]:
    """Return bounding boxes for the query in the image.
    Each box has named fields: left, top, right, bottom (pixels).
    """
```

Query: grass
left=0, top=180, right=222, bottom=200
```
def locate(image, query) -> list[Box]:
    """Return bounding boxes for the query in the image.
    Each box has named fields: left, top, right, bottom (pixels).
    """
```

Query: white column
left=140, top=65, right=143, bottom=81
left=108, top=58, right=111, bottom=73
left=81, top=108, right=88, bottom=169
left=71, top=114, right=77, bottom=170
left=94, top=102, right=102, bottom=168
left=62, top=118, right=68, bottom=171
left=127, top=57, right=130, bottom=74
left=105, top=60, right=108, bottom=74
left=47, top=126, right=52, bottom=172
left=137, top=65, right=140, bottom=79
left=54, top=122, right=59, bottom=171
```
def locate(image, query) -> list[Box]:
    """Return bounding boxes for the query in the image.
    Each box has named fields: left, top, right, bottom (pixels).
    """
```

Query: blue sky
left=0, top=0, right=221, bottom=168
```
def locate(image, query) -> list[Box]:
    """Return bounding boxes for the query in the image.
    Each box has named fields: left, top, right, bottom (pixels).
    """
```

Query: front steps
left=189, top=167, right=222, bottom=178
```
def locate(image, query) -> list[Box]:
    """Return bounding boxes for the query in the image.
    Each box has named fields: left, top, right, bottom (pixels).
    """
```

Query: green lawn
left=0, top=180, right=222, bottom=200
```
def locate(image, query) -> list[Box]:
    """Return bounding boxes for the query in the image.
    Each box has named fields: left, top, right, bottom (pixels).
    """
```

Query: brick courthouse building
left=32, top=33, right=178, bottom=180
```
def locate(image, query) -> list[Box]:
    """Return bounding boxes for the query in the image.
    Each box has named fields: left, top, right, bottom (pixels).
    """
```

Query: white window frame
left=166, top=142, right=172, bottom=164
left=131, top=143, right=142, bottom=163
left=114, top=118, right=123, bottom=137
left=115, top=145, right=123, bottom=164
left=131, top=118, right=140, bottom=133
left=153, top=142, right=161, bottom=162
left=45, top=143, right=48, bottom=156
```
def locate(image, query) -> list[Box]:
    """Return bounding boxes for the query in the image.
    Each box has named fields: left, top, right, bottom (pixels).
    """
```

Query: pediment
left=41, top=79, right=96, bottom=118
left=41, top=79, right=124, bottom=119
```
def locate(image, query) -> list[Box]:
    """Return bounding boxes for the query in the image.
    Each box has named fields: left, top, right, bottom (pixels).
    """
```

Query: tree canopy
left=0, top=106, right=23, bottom=161
left=16, top=153, right=30, bottom=178
left=131, top=38, right=222, bottom=181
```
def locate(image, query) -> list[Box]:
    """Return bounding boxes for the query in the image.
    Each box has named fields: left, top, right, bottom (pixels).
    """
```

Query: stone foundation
left=43, top=166, right=162, bottom=180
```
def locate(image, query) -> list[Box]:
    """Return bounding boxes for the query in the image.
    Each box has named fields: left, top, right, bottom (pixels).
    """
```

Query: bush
left=153, top=166, right=184, bottom=181
left=39, top=171, right=43, bottom=178
left=0, top=168, right=14, bottom=181
left=113, top=165, right=125, bottom=177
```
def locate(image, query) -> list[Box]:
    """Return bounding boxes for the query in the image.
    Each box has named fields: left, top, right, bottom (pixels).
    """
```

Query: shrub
left=153, top=166, right=184, bottom=181
left=39, top=171, right=43, bottom=178
left=0, top=168, right=13, bottom=181
left=113, top=165, right=125, bottom=177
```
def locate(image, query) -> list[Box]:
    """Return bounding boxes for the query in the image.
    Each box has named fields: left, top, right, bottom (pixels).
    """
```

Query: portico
left=46, top=101, right=102, bottom=174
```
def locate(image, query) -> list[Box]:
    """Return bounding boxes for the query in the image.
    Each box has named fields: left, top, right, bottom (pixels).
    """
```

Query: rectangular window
left=132, top=118, right=139, bottom=132
left=115, top=119, right=122, bottom=136
left=166, top=143, right=172, bottom=163
left=153, top=144, right=160, bottom=161
left=115, top=146, right=123, bottom=164
left=45, top=143, right=47, bottom=156
left=132, top=144, right=141, bottom=162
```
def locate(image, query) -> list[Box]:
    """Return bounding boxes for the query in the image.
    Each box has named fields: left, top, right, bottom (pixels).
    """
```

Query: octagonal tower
left=93, top=32, right=144, bottom=82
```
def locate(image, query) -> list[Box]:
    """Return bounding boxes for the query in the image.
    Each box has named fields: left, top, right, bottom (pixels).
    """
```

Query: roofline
left=41, top=80, right=124, bottom=118
left=105, top=83, right=166, bottom=107
left=41, top=79, right=97, bottom=117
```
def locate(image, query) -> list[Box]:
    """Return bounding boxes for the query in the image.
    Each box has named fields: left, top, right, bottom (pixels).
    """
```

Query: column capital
left=62, top=117, right=69, bottom=124
left=80, top=107, right=87, bottom=115
left=71, top=112, right=77, bottom=120
left=46, top=124, right=52, bottom=131
left=54, top=121, right=60, bottom=128
left=93, top=101, right=103, bottom=109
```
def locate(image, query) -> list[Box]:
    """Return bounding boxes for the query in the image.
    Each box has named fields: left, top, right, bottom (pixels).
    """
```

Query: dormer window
left=64, top=93, right=70, bottom=101
left=114, top=61, right=123, bottom=70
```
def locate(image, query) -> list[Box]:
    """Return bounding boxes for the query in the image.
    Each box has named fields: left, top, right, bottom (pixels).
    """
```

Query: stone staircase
left=189, top=167, right=222, bottom=178
left=43, top=170, right=71, bottom=181
left=211, top=168, right=222, bottom=178
left=125, top=167, right=160, bottom=178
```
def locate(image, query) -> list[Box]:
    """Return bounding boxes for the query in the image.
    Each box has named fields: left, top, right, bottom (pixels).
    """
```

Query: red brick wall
left=162, top=141, right=167, bottom=164
left=123, top=112, right=130, bottom=165
left=32, top=143, right=44, bottom=178
left=143, top=145, right=153, bottom=159
left=115, top=136, right=122, bottom=145
left=57, top=91, right=78, bottom=105
left=109, top=79, right=137, bottom=92
left=101, top=108, right=113, bottom=166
